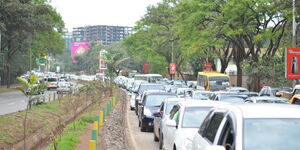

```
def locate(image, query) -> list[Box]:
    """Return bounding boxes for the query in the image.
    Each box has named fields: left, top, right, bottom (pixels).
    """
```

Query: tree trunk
left=252, top=75, right=260, bottom=92
left=236, top=62, right=243, bottom=87
left=6, top=60, right=11, bottom=88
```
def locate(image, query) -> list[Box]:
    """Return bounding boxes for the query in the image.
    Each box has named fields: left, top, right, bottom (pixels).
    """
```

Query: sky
left=50, top=0, right=162, bottom=31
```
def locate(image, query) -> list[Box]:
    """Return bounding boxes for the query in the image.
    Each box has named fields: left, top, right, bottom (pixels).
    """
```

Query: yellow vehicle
left=290, top=94, right=300, bottom=105
left=196, top=71, right=230, bottom=91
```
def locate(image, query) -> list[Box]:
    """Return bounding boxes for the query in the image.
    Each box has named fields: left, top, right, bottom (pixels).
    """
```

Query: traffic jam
left=114, top=68, right=300, bottom=150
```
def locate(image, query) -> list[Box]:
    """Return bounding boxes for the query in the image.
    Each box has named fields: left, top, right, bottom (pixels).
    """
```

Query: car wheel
left=159, top=133, right=163, bottom=149
left=154, top=132, right=159, bottom=142
left=130, top=106, right=134, bottom=111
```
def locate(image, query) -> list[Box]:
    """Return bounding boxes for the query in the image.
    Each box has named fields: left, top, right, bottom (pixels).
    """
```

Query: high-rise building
left=72, top=25, right=132, bottom=45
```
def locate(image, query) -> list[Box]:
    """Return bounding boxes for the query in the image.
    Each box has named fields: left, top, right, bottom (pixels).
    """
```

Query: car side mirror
left=166, top=119, right=177, bottom=127
left=205, top=145, right=226, bottom=150
left=153, top=112, right=162, bottom=117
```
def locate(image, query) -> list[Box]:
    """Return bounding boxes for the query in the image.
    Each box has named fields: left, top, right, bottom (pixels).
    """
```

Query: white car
left=163, top=100, right=227, bottom=150
left=192, top=104, right=300, bottom=150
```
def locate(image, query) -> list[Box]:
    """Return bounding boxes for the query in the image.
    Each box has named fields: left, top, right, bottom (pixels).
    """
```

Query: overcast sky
left=50, top=0, right=161, bottom=31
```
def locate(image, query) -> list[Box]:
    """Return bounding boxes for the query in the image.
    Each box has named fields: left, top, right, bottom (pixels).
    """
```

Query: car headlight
left=181, top=138, right=193, bottom=150
left=144, top=108, right=152, bottom=117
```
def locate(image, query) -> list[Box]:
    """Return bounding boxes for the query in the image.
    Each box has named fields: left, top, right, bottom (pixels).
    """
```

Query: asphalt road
left=126, top=91, right=160, bottom=150
left=0, top=90, right=58, bottom=115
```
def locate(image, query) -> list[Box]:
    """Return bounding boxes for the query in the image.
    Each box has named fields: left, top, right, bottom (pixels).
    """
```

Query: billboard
left=286, top=48, right=300, bottom=79
left=170, top=63, right=176, bottom=74
left=72, top=41, right=90, bottom=63
left=99, top=59, right=107, bottom=69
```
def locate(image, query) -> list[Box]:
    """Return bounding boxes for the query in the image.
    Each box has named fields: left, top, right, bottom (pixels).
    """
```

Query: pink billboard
left=72, top=41, right=90, bottom=63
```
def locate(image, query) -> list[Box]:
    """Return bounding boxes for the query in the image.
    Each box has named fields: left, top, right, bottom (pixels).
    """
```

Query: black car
left=138, top=91, right=177, bottom=132
left=134, top=83, right=166, bottom=115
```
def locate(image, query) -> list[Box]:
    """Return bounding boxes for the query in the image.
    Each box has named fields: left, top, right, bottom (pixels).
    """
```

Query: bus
left=196, top=71, right=230, bottom=91
left=134, top=74, right=163, bottom=83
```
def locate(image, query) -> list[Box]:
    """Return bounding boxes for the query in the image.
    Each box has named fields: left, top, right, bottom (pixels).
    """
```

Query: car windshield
left=145, top=95, right=177, bottom=107
left=193, top=92, right=212, bottom=100
left=165, top=101, right=178, bottom=115
left=182, top=107, right=211, bottom=128
left=139, top=85, right=165, bottom=94
left=209, top=76, right=230, bottom=90
left=244, top=118, right=300, bottom=150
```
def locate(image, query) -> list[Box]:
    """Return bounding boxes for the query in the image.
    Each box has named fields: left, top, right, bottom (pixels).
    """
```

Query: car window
left=203, top=113, right=225, bottom=143
left=181, top=107, right=211, bottom=128
left=169, top=105, right=180, bottom=119
left=145, top=95, right=177, bottom=107
left=218, top=116, right=235, bottom=150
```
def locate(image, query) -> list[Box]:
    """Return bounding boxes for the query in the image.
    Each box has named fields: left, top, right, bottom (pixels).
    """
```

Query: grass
left=45, top=114, right=95, bottom=150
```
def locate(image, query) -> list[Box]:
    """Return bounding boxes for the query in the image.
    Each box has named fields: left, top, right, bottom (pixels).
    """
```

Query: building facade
left=72, top=25, right=132, bottom=45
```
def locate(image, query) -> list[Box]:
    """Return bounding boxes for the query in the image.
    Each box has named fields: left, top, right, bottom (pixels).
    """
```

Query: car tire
left=130, top=106, right=134, bottom=111
left=154, top=132, right=159, bottom=142
left=159, top=133, right=163, bottom=149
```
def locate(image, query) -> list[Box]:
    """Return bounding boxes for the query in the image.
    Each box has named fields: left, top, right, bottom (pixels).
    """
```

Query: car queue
left=114, top=72, right=300, bottom=150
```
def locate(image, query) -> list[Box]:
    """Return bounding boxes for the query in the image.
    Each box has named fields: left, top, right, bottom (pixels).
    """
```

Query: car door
left=194, top=111, right=226, bottom=150
left=164, top=105, right=180, bottom=150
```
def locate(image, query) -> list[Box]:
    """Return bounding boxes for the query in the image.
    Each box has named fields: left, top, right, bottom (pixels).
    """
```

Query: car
left=138, top=91, right=177, bottom=132
left=210, top=92, right=246, bottom=104
left=191, top=91, right=214, bottom=100
left=130, top=80, right=148, bottom=110
left=162, top=100, right=227, bottom=150
left=57, top=82, right=72, bottom=94
left=135, top=83, right=166, bottom=115
left=245, top=96, right=289, bottom=104
left=153, top=98, right=185, bottom=149
left=258, top=86, right=282, bottom=97
left=45, top=77, right=59, bottom=90
left=289, top=94, right=300, bottom=104
left=192, top=104, right=300, bottom=150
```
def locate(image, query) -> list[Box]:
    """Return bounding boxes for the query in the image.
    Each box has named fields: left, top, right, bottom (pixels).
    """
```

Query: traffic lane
left=0, top=91, right=27, bottom=115
left=0, top=90, right=58, bottom=115
left=126, top=92, right=160, bottom=150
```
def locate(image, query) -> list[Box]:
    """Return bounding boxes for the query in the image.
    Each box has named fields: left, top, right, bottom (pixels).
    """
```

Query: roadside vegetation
left=0, top=81, right=109, bottom=150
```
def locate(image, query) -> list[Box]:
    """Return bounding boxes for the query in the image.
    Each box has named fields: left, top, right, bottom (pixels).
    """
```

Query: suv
left=138, top=91, right=176, bottom=132
left=258, top=86, right=281, bottom=97
left=45, top=77, right=59, bottom=90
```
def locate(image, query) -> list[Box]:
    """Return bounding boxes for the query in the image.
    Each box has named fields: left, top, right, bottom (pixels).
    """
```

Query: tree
left=16, top=75, right=46, bottom=150
left=0, top=0, right=64, bottom=87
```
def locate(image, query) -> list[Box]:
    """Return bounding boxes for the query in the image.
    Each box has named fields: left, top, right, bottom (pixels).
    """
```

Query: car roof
left=177, top=100, right=228, bottom=108
left=217, top=104, right=300, bottom=118
left=144, top=91, right=174, bottom=95
left=140, top=83, right=163, bottom=86
left=249, top=96, right=288, bottom=101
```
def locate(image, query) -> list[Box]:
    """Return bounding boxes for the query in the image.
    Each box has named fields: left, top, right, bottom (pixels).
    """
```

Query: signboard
left=99, top=59, right=107, bottom=69
left=286, top=48, right=300, bottom=79
left=144, top=63, right=150, bottom=73
left=203, top=62, right=213, bottom=71
left=170, top=63, right=176, bottom=74
left=72, top=41, right=90, bottom=63
left=36, top=58, right=46, bottom=65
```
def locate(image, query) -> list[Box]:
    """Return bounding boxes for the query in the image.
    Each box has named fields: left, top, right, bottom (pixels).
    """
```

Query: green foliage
left=0, top=0, right=65, bottom=87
